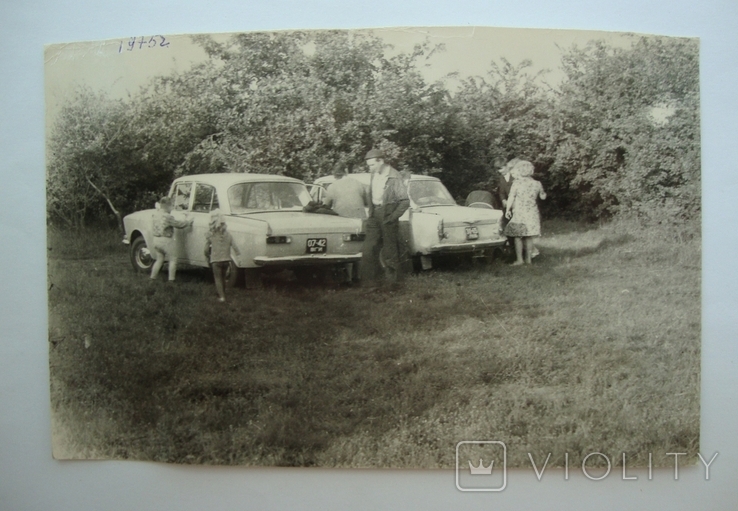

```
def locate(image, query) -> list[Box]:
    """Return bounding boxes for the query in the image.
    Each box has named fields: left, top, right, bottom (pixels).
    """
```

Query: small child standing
left=150, top=196, right=194, bottom=282
left=204, top=210, right=241, bottom=302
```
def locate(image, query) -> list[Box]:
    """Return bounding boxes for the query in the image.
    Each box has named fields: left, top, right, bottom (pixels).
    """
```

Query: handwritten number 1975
left=118, top=35, right=170, bottom=53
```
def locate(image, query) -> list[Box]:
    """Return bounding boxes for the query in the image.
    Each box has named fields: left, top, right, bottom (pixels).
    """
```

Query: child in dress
left=504, top=160, right=546, bottom=265
left=204, top=210, right=240, bottom=302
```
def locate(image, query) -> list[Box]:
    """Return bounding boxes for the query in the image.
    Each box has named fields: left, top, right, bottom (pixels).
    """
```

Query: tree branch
left=86, top=176, right=124, bottom=233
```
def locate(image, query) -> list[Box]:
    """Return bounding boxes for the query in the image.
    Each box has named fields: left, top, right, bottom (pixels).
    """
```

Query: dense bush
left=548, top=37, right=700, bottom=221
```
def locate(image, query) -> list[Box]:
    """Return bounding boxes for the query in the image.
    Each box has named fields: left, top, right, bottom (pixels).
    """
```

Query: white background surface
left=1, top=1, right=736, bottom=509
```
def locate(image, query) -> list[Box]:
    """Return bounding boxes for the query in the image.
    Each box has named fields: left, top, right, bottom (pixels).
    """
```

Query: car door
left=170, top=181, right=194, bottom=264
left=188, top=182, right=220, bottom=266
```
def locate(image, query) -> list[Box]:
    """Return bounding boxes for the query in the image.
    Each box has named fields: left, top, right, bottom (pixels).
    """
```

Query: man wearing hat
left=498, top=157, right=519, bottom=212
left=497, top=157, right=518, bottom=247
left=361, top=148, right=410, bottom=287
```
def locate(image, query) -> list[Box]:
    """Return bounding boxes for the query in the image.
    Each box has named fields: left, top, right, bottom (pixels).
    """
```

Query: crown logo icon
left=468, top=459, right=494, bottom=475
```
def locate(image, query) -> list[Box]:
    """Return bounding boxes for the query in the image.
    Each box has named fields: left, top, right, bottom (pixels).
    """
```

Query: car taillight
left=266, top=236, right=292, bottom=244
left=342, top=233, right=366, bottom=242
left=437, top=219, right=447, bottom=240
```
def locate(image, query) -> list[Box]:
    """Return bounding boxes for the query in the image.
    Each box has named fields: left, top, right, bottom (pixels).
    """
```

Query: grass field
left=47, top=218, right=700, bottom=468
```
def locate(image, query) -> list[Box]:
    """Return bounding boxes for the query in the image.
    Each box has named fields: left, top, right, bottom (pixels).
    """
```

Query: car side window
left=173, top=183, right=193, bottom=211
left=192, top=183, right=219, bottom=213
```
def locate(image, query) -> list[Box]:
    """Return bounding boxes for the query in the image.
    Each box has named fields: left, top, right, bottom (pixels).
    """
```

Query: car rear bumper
left=428, top=239, right=506, bottom=254
left=253, top=253, right=363, bottom=266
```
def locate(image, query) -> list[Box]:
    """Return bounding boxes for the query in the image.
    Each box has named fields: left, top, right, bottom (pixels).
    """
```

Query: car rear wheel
left=471, top=248, right=496, bottom=267
left=130, top=237, right=154, bottom=273
left=227, top=263, right=262, bottom=289
left=293, top=266, right=327, bottom=285
left=413, top=254, right=433, bottom=272
left=226, top=261, right=245, bottom=288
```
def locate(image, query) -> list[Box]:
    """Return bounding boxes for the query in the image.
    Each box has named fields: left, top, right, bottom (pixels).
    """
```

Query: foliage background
left=46, top=30, right=700, bottom=227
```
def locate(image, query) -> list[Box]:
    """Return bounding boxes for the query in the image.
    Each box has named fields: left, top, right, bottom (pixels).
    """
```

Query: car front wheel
left=130, top=236, right=154, bottom=273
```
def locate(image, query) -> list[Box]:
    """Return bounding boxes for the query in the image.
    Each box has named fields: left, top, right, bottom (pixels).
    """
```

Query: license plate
left=306, top=238, right=327, bottom=253
left=465, top=226, right=479, bottom=240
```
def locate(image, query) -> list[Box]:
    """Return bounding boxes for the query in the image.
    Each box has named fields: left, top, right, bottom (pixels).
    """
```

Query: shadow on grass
left=49, top=248, right=475, bottom=465
left=538, top=233, right=635, bottom=260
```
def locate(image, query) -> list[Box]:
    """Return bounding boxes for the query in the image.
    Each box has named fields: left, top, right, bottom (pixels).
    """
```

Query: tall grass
left=48, top=218, right=700, bottom=467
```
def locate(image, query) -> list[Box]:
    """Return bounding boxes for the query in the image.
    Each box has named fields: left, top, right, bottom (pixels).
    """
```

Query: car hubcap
left=137, top=246, right=153, bottom=268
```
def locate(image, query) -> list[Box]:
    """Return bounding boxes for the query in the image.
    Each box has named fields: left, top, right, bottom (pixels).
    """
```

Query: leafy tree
left=47, top=88, right=136, bottom=229
left=134, top=64, right=227, bottom=179
left=157, top=31, right=451, bottom=182
left=444, top=59, right=555, bottom=199
left=47, top=86, right=181, bottom=228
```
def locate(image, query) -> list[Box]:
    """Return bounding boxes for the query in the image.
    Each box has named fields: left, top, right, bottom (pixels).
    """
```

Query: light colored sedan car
left=123, top=173, right=365, bottom=284
left=311, top=173, right=506, bottom=270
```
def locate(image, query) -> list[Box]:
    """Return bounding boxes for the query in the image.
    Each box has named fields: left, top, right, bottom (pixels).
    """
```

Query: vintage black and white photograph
left=46, top=26, right=700, bottom=468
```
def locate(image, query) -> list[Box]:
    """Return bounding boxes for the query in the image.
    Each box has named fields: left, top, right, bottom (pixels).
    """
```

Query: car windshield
left=228, top=182, right=312, bottom=213
left=408, top=180, right=456, bottom=206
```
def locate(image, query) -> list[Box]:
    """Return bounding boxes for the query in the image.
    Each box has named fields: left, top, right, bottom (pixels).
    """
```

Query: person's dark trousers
left=361, top=206, right=402, bottom=285
left=500, top=214, right=514, bottom=248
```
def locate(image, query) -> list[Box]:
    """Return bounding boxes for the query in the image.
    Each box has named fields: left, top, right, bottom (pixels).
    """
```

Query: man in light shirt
left=324, top=162, right=369, bottom=282
left=361, top=148, right=410, bottom=288
left=323, top=162, right=368, bottom=220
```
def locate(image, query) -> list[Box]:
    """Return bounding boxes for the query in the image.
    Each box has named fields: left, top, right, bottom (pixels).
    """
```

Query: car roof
left=173, top=173, right=304, bottom=187
left=314, top=172, right=439, bottom=185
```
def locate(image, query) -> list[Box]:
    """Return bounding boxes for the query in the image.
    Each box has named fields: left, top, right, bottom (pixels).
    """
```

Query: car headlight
left=342, top=233, right=366, bottom=242
left=266, top=235, right=292, bottom=244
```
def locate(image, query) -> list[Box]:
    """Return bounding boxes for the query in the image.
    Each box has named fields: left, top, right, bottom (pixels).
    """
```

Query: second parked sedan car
left=123, top=173, right=365, bottom=284
left=311, top=173, right=506, bottom=270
